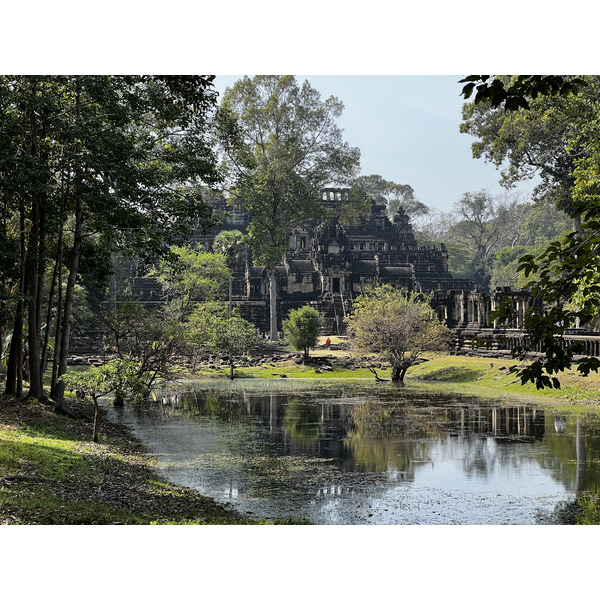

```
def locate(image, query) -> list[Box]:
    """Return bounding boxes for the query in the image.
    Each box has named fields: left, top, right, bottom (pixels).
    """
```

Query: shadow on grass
left=413, top=366, right=484, bottom=383
left=0, top=411, right=247, bottom=525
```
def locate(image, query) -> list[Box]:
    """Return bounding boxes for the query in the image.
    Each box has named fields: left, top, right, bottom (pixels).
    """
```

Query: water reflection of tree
left=282, top=398, right=323, bottom=444
left=171, top=385, right=600, bottom=495
left=177, top=390, right=252, bottom=421
left=343, top=402, right=552, bottom=477
left=538, top=417, right=600, bottom=494
left=343, top=401, right=446, bottom=475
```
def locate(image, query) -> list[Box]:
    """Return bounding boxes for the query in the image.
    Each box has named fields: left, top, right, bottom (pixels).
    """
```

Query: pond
left=110, top=379, right=600, bottom=525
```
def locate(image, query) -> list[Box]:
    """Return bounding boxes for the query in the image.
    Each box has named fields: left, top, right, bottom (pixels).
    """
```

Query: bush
left=283, top=306, right=323, bottom=361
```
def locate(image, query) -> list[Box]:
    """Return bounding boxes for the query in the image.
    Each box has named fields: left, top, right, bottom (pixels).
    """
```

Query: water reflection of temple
left=451, top=406, right=546, bottom=443
left=177, top=388, right=600, bottom=497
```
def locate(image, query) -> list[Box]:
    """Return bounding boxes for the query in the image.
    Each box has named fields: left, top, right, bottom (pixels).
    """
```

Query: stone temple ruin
left=129, top=188, right=535, bottom=352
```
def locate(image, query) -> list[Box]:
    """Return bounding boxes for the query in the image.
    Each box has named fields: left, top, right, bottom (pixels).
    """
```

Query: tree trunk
left=229, top=360, right=234, bottom=380
left=33, top=189, right=47, bottom=388
left=41, top=253, right=59, bottom=379
left=228, top=277, right=233, bottom=318
left=5, top=205, right=26, bottom=397
left=25, top=104, right=44, bottom=399
left=50, top=168, right=68, bottom=395
left=26, top=195, right=43, bottom=398
left=4, top=299, right=24, bottom=396
left=391, top=364, right=408, bottom=382
left=0, top=327, right=3, bottom=387
left=53, top=86, right=84, bottom=410
left=50, top=249, right=63, bottom=397
left=52, top=199, right=84, bottom=410
left=92, top=397, right=99, bottom=443
left=268, top=267, right=278, bottom=341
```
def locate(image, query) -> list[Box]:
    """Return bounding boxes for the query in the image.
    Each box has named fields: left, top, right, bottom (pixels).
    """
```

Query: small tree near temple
left=189, top=303, right=259, bottom=379
left=61, top=360, right=128, bottom=442
left=282, top=305, right=323, bottom=362
left=208, top=315, right=260, bottom=380
left=345, top=285, right=452, bottom=382
left=60, top=369, right=111, bottom=443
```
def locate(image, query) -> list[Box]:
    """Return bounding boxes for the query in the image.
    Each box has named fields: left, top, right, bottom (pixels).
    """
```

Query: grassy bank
left=197, top=336, right=600, bottom=407
left=406, top=353, right=600, bottom=405
left=0, top=394, right=303, bottom=525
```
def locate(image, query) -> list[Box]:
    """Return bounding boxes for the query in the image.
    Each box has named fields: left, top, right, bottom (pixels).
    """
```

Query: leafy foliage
left=460, top=80, right=596, bottom=213
left=61, top=358, right=145, bottom=441
left=282, top=305, right=323, bottom=361
left=207, top=316, right=260, bottom=379
left=188, top=302, right=259, bottom=379
left=213, top=229, right=248, bottom=316
left=102, top=301, right=188, bottom=401
left=218, top=75, right=360, bottom=339
left=0, top=76, right=223, bottom=404
left=461, top=75, right=600, bottom=388
left=459, top=75, right=586, bottom=111
left=345, top=285, right=452, bottom=382
left=493, top=220, right=600, bottom=388
left=212, top=230, right=248, bottom=270
left=350, top=174, right=427, bottom=223
left=424, top=190, right=552, bottom=290
left=153, top=245, right=229, bottom=318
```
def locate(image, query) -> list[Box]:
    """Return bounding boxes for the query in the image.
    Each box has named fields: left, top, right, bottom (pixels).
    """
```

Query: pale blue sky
left=213, top=75, right=539, bottom=213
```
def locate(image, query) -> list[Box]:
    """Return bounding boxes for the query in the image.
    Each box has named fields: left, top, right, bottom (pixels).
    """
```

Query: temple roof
left=380, top=266, right=414, bottom=278
left=352, top=260, right=377, bottom=274
left=287, top=259, right=315, bottom=273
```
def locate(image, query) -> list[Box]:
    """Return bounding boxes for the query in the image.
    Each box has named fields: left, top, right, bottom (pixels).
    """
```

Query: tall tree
left=218, top=75, right=360, bottom=340
left=460, top=76, right=600, bottom=226
left=459, top=75, right=600, bottom=388
left=0, top=77, right=62, bottom=399
left=0, top=76, right=222, bottom=406
left=489, top=202, right=572, bottom=289
left=447, top=190, right=523, bottom=290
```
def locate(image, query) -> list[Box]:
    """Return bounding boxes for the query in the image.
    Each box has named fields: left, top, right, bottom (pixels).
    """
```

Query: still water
left=111, top=379, right=600, bottom=525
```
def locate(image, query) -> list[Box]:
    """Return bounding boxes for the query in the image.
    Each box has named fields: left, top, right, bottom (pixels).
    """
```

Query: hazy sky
left=213, top=75, right=539, bottom=213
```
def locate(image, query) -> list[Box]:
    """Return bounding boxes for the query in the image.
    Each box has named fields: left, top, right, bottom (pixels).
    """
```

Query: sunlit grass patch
left=0, top=396, right=253, bottom=525
left=406, top=353, right=600, bottom=405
